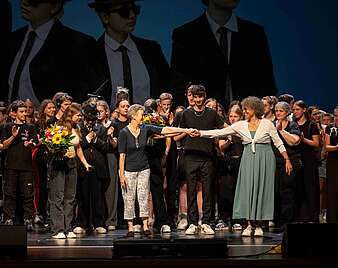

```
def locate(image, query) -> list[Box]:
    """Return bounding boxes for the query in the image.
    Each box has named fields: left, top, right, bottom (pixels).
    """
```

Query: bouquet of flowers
left=41, top=123, right=75, bottom=169
left=143, top=112, right=166, bottom=145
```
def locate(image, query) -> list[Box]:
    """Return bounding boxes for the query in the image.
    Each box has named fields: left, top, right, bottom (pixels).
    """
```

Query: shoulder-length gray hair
left=127, top=104, right=145, bottom=120
left=241, top=96, right=264, bottom=118
left=275, top=101, right=291, bottom=115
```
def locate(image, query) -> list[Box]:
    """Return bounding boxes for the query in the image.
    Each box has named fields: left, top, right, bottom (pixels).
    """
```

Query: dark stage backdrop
left=11, top=0, right=338, bottom=112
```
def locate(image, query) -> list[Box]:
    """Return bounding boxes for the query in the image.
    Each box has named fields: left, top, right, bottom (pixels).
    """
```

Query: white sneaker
left=160, top=225, right=171, bottom=233
left=52, top=232, right=66, bottom=239
left=177, top=218, right=188, bottom=230
left=254, top=227, right=263, bottom=237
left=232, top=223, right=243, bottom=231
left=133, top=224, right=142, bottom=233
left=95, top=227, right=107, bottom=234
left=73, top=227, right=86, bottom=234
left=200, top=224, right=215, bottom=235
left=66, top=232, right=77, bottom=239
left=242, top=225, right=252, bottom=237
left=107, top=225, right=116, bottom=231
left=185, top=224, right=198, bottom=235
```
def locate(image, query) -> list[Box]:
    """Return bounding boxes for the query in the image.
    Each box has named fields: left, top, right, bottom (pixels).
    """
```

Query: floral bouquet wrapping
left=143, top=112, right=166, bottom=146
left=41, top=123, right=75, bottom=169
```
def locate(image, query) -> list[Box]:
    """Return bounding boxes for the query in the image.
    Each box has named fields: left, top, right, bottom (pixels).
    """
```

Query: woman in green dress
left=191, top=97, right=292, bottom=237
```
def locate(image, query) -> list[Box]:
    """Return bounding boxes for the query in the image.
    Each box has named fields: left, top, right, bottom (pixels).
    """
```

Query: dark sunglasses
left=110, top=5, right=141, bottom=18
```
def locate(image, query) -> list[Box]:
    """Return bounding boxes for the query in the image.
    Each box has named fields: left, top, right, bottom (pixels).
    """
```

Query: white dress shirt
left=200, top=118, right=286, bottom=154
left=8, top=19, right=55, bottom=107
left=206, top=11, right=238, bottom=103
left=104, top=33, right=150, bottom=107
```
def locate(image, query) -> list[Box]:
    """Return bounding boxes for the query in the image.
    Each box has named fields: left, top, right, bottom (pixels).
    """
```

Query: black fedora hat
left=88, top=0, right=140, bottom=9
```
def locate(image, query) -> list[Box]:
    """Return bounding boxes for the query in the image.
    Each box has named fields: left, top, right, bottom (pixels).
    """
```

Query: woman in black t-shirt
left=325, top=107, right=338, bottom=223
left=273, top=102, right=302, bottom=226
left=293, top=100, right=321, bottom=223
left=118, top=104, right=192, bottom=236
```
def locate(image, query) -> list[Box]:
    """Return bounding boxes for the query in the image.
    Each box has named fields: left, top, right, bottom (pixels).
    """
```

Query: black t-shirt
left=180, top=107, right=224, bottom=157
left=118, top=124, right=162, bottom=172
left=112, top=118, right=129, bottom=138
left=1, top=122, right=39, bottom=171
left=273, top=120, right=301, bottom=159
left=297, top=120, right=320, bottom=158
left=325, top=124, right=338, bottom=158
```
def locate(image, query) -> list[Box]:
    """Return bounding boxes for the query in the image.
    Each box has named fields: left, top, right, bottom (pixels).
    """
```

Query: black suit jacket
left=171, top=13, right=276, bottom=106
left=2, top=21, right=97, bottom=103
left=0, top=0, right=12, bottom=100
left=93, top=34, right=171, bottom=106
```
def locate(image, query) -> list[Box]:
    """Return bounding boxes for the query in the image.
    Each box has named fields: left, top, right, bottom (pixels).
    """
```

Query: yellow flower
left=52, top=133, right=62, bottom=145
left=61, top=130, right=69, bottom=138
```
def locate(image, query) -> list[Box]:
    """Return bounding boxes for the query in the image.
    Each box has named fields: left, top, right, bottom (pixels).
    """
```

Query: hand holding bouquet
left=41, top=124, right=75, bottom=169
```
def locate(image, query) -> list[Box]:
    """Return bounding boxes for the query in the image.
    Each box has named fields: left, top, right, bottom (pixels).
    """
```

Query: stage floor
left=27, top=228, right=283, bottom=260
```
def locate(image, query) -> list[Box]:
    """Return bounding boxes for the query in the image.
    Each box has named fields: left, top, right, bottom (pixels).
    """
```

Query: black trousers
left=48, top=158, right=77, bottom=234
left=35, top=146, right=48, bottom=220
left=77, top=170, right=106, bottom=229
left=217, top=157, right=240, bottom=222
left=326, top=156, right=338, bottom=223
left=274, top=158, right=302, bottom=225
left=296, top=155, right=320, bottom=222
left=149, top=157, right=168, bottom=228
left=184, top=154, right=214, bottom=225
left=3, top=169, right=34, bottom=221
left=165, top=144, right=178, bottom=226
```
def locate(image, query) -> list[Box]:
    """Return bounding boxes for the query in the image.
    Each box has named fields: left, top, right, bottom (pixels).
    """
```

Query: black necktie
left=11, top=30, right=37, bottom=102
left=117, top=45, right=133, bottom=104
left=218, top=27, right=228, bottom=65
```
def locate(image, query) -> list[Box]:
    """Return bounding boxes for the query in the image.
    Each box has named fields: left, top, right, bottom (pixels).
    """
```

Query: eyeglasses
left=110, top=5, right=141, bottom=19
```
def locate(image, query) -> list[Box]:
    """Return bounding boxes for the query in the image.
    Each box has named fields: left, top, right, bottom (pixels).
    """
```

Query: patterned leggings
left=122, top=169, right=150, bottom=220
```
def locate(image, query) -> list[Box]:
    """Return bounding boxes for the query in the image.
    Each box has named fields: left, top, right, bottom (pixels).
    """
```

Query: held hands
left=185, top=128, right=201, bottom=137
left=86, top=131, right=96, bottom=143
left=107, top=126, right=114, bottom=136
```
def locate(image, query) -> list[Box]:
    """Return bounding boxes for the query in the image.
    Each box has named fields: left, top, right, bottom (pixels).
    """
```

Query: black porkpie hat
left=88, top=0, right=141, bottom=9
left=82, top=103, right=99, bottom=121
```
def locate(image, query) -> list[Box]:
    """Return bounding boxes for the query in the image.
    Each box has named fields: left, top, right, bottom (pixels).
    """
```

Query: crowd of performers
left=0, top=86, right=337, bottom=239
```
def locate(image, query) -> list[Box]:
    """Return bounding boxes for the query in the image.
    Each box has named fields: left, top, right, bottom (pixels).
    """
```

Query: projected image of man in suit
left=89, top=0, right=171, bottom=107
left=4, top=0, right=96, bottom=106
left=171, top=0, right=277, bottom=107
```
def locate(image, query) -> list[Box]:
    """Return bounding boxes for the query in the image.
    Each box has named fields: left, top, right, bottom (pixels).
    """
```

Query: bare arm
left=302, top=134, right=320, bottom=148
left=278, top=130, right=300, bottom=146
left=119, top=153, right=127, bottom=188
left=161, top=126, right=190, bottom=136
left=76, top=144, right=91, bottom=171
left=325, top=134, right=338, bottom=152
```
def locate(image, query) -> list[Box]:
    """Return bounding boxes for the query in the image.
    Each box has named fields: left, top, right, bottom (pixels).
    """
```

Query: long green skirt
left=232, top=143, right=276, bottom=220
